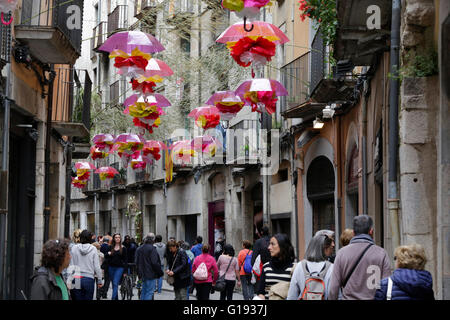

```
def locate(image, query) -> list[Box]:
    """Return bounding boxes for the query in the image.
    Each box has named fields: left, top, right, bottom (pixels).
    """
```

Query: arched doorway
left=307, top=156, right=335, bottom=235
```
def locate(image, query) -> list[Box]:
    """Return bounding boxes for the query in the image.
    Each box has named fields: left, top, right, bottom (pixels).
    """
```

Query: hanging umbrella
left=235, top=78, right=288, bottom=114
left=74, top=162, right=96, bottom=181
left=188, top=105, right=221, bottom=130
left=141, top=58, right=174, bottom=78
left=130, top=155, right=147, bottom=171
left=216, top=21, right=289, bottom=45
left=92, top=134, right=115, bottom=152
left=113, top=133, right=144, bottom=155
left=206, top=91, right=245, bottom=121
left=172, top=140, right=195, bottom=165
left=95, top=167, right=119, bottom=181
left=221, top=0, right=272, bottom=20
left=191, top=135, right=222, bottom=157
left=124, top=94, right=171, bottom=109
left=142, top=140, right=166, bottom=164
left=71, top=176, right=87, bottom=189
left=98, top=31, right=165, bottom=54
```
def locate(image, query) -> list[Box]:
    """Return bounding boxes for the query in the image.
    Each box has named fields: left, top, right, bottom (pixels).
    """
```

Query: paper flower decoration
left=230, top=36, right=276, bottom=68
left=133, top=117, right=161, bottom=134
left=130, top=155, right=147, bottom=171
left=222, top=0, right=272, bottom=19
left=95, top=167, right=119, bottom=181
left=109, top=48, right=152, bottom=77
left=142, top=140, right=166, bottom=164
left=90, top=146, right=109, bottom=160
left=235, top=78, right=288, bottom=114
left=206, top=91, right=244, bottom=121
left=92, top=134, right=115, bottom=152
left=130, top=78, right=157, bottom=95
left=71, top=176, right=87, bottom=189
left=188, top=106, right=221, bottom=130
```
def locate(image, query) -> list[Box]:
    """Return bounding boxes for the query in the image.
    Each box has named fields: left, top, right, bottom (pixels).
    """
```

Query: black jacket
left=106, top=245, right=128, bottom=268
left=30, top=267, right=71, bottom=300
left=135, top=243, right=163, bottom=281
left=166, top=249, right=191, bottom=289
left=251, top=235, right=271, bottom=266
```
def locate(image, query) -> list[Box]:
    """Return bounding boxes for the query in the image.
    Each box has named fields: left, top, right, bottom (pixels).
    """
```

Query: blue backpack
left=243, top=251, right=253, bottom=274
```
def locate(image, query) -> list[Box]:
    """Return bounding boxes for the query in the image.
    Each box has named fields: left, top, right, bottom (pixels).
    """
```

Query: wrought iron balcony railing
left=280, top=52, right=310, bottom=112
left=92, top=21, right=107, bottom=53
left=108, top=5, right=128, bottom=35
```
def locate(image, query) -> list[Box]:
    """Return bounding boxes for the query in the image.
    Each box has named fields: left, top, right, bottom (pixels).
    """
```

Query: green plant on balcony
left=298, top=0, right=338, bottom=47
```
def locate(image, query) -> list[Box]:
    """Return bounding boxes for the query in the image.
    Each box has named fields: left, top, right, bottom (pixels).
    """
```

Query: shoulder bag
left=214, top=256, right=234, bottom=292
left=167, top=251, right=178, bottom=286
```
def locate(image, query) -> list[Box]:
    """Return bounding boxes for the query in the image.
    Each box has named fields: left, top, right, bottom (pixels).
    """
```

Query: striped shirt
left=257, top=261, right=295, bottom=299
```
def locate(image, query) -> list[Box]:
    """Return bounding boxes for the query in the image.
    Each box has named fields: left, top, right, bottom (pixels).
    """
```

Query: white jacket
left=69, top=243, right=104, bottom=285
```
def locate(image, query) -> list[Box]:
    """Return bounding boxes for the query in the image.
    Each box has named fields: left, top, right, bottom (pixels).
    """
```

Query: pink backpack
left=193, top=262, right=208, bottom=281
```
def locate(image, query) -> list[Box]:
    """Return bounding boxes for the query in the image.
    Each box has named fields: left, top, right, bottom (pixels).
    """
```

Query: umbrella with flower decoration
left=191, top=135, right=222, bottom=158
left=95, top=167, right=120, bottom=181
left=98, top=30, right=165, bottom=54
left=130, top=154, right=147, bottom=172
left=0, top=0, right=18, bottom=25
left=235, top=78, right=288, bottom=114
left=71, top=176, right=88, bottom=189
left=90, top=146, right=109, bottom=161
left=206, top=91, right=245, bottom=121
left=114, top=133, right=144, bottom=155
left=188, top=105, right=221, bottom=130
left=74, top=162, right=96, bottom=181
left=172, top=140, right=195, bottom=165
left=216, top=21, right=289, bottom=69
left=142, top=140, right=166, bottom=164
left=92, top=134, right=115, bottom=152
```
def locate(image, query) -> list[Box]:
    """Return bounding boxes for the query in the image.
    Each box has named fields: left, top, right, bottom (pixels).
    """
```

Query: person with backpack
left=191, top=236, right=204, bottom=258
left=374, top=244, right=434, bottom=300
left=154, top=235, right=166, bottom=294
left=287, top=234, right=334, bottom=300
left=256, top=233, right=296, bottom=300
left=238, top=240, right=254, bottom=300
left=192, top=244, right=219, bottom=300
left=216, top=244, right=241, bottom=300
left=180, top=242, right=195, bottom=299
left=329, top=215, right=392, bottom=300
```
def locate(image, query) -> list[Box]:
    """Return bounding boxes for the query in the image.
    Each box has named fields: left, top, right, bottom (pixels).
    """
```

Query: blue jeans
left=157, top=266, right=164, bottom=293
left=70, top=277, right=95, bottom=300
left=141, top=278, right=156, bottom=300
left=241, top=274, right=254, bottom=300
left=109, top=267, right=124, bottom=300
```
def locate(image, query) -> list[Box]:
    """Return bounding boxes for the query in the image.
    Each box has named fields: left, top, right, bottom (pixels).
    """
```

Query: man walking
left=191, top=236, right=203, bottom=258
left=135, top=233, right=163, bottom=300
left=328, top=215, right=392, bottom=300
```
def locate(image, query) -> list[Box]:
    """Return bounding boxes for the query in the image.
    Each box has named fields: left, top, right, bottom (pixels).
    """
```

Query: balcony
left=15, top=0, right=83, bottom=64
left=110, top=163, right=127, bottom=190
left=109, top=79, right=128, bottom=106
left=51, top=66, right=92, bottom=158
left=135, top=0, right=158, bottom=18
left=165, top=0, right=195, bottom=27
left=108, top=5, right=128, bottom=35
left=225, top=119, right=261, bottom=167
left=334, top=0, right=391, bottom=66
left=131, top=165, right=154, bottom=186
left=280, top=52, right=310, bottom=114
left=92, top=22, right=107, bottom=53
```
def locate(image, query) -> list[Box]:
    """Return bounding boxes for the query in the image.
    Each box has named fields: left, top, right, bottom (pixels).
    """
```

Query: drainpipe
left=388, top=0, right=401, bottom=250
left=290, top=133, right=299, bottom=258
left=64, top=141, right=73, bottom=238
left=43, top=65, right=56, bottom=244
left=362, top=78, right=369, bottom=216
left=1, top=37, right=12, bottom=299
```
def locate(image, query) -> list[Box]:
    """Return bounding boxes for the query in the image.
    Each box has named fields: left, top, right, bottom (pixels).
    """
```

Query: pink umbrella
left=113, top=133, right=144, bottom=156
left=172, top=140, right=194, bottom=165
left=92, top=134, right=115, bottom=151
left=216, top=21, right=289, bottom=45
left=130, top=155, right=147, bottom=171
left=191, top=135, right=222, bottom=156
left=74, top=162, right=96, bottom=170
left=142, top=58, right=174, bottom=78
left=221, top=0, right=271, bottom=19
left=98, top=31, right=165, bottom=54
left=123, top=94, right=171, bottom=108
left=142, top=140, right=166, bottom=163
left=90, top=146, right=109, bottom=160
left=95, top=167, right=119, bottom=181
left=188, top=105, right=221, bottom=130
left=206, top=91, right=245, bottom=121
left=235, top=78, right=288, bottom=114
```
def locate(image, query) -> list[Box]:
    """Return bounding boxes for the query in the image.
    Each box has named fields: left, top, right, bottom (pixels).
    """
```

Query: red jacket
left=192, top=253, right=219, bottom=284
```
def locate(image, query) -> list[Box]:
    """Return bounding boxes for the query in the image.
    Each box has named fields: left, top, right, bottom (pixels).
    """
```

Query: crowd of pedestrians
left=30, top=215, right=435, bottom=300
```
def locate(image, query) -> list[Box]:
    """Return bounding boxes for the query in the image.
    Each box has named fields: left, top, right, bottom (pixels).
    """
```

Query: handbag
left=214, top=256, right=234, bottom=292
left=167, top=252, right=178, bottom=286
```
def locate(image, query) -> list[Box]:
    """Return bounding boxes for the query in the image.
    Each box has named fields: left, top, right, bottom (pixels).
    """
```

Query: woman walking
left=374, top=244, right=434, bottom=300
left=216, top=244, right=241, bottom=300
left=192, top=244, right=219, bottom=300
left=287, top=234, right=334, bottom=300
left=238, top=240, right=254, bottom=300
left=166, top=240, right=191, bottom=300
left=30, top=239, right=71, bottom=300
left=256, top=233, right=296, bottom=300
left=105, top=233, right=128, bottom=300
